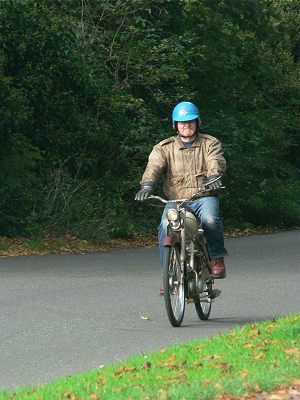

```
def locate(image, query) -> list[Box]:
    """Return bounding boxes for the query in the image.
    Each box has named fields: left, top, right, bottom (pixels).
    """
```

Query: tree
left=0, top=0, right=299, bottom=237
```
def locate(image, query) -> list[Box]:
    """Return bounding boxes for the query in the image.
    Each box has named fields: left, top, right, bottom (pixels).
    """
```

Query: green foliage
left=0, top=133, right=43, bottom=236
left=0, top=0, right=299, bottom=237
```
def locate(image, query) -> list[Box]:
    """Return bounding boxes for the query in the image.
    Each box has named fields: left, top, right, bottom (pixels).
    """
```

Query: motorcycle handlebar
left=147, top=195, right=186, bottom=204
left=147, top=185, right=225, bottom=205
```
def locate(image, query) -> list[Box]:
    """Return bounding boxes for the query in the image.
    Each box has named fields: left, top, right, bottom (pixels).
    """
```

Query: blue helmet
left=172, top=101, right=200, bottom=128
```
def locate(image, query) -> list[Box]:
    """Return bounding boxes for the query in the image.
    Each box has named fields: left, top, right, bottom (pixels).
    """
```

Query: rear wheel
left=163, top=245, right=185, bottom=327
left=194, top=245, right=212, bottom=320
left=194, top=282, right=212, bottom=320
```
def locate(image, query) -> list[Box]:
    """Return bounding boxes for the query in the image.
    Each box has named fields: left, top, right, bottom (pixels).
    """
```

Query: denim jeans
left=158, top=196, right=228, bottom=265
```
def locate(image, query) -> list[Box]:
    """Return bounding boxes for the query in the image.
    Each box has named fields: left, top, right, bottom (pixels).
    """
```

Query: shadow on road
left=180, top=315, right=273, bottom=329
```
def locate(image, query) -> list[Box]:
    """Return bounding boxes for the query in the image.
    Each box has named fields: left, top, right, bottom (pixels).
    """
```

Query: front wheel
left=163, top=245, right=185, bottom=327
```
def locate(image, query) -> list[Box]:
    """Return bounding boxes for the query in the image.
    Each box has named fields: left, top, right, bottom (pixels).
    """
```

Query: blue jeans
left=158, top=196, right=228, bottom=265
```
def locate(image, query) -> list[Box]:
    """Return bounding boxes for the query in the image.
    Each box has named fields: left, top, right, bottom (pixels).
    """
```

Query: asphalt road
left=0, top=230, right=299, bottom=390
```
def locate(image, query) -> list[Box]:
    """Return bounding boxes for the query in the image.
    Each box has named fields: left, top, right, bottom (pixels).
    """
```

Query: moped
left=148, top=180, right=222, bottom=327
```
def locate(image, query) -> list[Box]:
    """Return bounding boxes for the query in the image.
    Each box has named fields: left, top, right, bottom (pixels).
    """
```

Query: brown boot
left=210, top=257, right=226, bottom=279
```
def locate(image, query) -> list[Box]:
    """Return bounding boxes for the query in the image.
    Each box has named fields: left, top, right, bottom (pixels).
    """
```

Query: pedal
left=209, top=289, right=222, bottom=299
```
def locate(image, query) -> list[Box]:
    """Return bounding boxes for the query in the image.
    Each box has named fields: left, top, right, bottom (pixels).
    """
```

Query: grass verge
left=0, top=313, right=299, bottom=400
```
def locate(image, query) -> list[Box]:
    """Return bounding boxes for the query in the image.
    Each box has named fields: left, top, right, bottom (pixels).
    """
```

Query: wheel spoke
left=163, top=245, right=185, bottom=327
left=194, top=246, right=212, bottom=320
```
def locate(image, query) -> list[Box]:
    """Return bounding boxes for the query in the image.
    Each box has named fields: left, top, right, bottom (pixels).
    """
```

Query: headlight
left=167, top=209, right=181, bottom=230
left=167, top=209, right=179, bottom=222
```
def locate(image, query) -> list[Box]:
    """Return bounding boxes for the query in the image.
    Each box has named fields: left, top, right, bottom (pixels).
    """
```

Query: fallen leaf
left=199, top=354, right=220, bottom=361
left=156, top=389, right=169, bottom=400
left=90, top=394, right=100, bottom=400
left=140, top=316, right=151, bottom=320
left=253, top=383, right=261, bottom=392
left=269, top=339, right=282, bottom=345
left=114, top=369, right=124, bottom=377
left=216, top=395, right=244, bottom=400
left=253, top=352, right=265, bottom=360
left=114, top=365, right=136, bottom=377
left=157, top=361, right=178, bottom=369
left=143, top=362, right=152, bottom=369
left=96, top=374, right=106, bottom=385
left=289, top=386, right=300, bottom=395
left=285, top=347, right=299, bottom=355
left=123, top=365, right=137, bottom=372
left=194, top=344, right=208, bottom=353
left=248, top=328, right=261, bottom=338
left=273, top=388, right=289, bottom=395
left=240, top=369, right=248, bottom=379
left=202, top=378, right=213, bottom=388
left=213, top=362, right=232, bottom=372
left=169, top=373, right=186, bottom=383
left=243, top=341, right=255, bottom=348
left=63, top=391, right=76, bottom=400
left=157, top=356, right=186, bottom=370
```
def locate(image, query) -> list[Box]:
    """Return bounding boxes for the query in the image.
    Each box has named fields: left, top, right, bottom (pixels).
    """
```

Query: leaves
left=0, top=0, right=299, bottom=238
left=89, top=394, right=100, bottom=400
left=285, top=347, right=300, bottom=356
left=252, top=352, right=265, bottom=361
left=143, top=362, right=152, bottom=370
left=114, top=365, right=137, bottom=377
left=140, top=315, right=151, bottom=321
left=63, top=390, right=76, bottom=400
left=199, top=354, right=221, bottom=361
left=213, top=362, right=232, bottom=372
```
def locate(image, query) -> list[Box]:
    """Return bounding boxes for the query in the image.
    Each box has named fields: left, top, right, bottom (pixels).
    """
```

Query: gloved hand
left=135, top=182, right=155, bottom=201
left=207, top=174, right=223, bottom=190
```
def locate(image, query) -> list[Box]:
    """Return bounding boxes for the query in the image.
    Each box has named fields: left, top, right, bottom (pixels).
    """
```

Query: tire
left=194, top=245, right=212, bottom=320
left=194, top=282, right=212, bottom=320
left=163, top=245, right=185, bottom=327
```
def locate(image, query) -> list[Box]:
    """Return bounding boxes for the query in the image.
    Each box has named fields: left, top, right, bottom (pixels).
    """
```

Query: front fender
left=163, top=232, right=180, bottom=246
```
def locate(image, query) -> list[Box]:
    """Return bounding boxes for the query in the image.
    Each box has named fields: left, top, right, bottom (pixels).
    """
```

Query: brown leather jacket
left=141, top=133, right=226, bottom=199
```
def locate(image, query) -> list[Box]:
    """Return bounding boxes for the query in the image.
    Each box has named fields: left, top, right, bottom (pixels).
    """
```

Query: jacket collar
left=175, top=133, right=202, bottom=149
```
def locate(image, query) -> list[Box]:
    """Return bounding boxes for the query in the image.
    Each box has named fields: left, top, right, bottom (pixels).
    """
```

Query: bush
left=0, top=0, right=299, bottom=238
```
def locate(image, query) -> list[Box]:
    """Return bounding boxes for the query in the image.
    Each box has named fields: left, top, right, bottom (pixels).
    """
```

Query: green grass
left=1, top=313, right=299, bottom=400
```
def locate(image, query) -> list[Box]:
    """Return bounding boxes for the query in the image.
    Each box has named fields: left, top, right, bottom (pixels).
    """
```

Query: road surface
left=0, top=230, right=299, bottom=390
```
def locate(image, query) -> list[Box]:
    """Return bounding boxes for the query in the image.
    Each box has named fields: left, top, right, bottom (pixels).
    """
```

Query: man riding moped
left=135, top=102, right=228, bottom=293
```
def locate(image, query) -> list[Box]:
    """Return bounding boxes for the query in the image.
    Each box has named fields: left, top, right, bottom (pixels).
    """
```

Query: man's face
left=177, top=119, right=197, bottom=138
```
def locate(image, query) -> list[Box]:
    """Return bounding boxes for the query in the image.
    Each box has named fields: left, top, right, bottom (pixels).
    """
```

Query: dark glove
left=135, top=182, right=155, bottom=201
left=207, top=174, right=222, bottom=190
